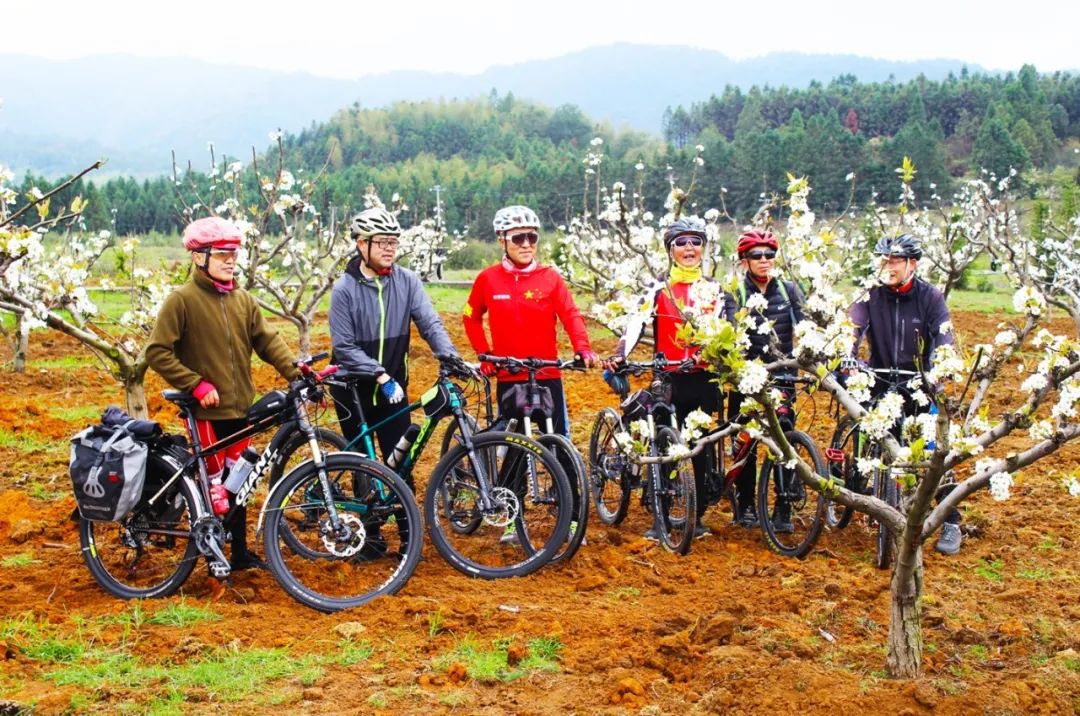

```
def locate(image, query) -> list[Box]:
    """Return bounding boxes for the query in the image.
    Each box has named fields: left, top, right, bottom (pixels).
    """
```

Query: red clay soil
left=0, top=312, right=1078, bottom=714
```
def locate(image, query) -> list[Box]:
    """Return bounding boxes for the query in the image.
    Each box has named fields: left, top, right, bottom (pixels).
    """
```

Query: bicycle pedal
left=208, top=560, right=232, bottom=579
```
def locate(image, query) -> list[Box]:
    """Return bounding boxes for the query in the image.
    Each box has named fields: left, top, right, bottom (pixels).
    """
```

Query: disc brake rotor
left=322, top=513, right=366, bottom=557
left=481, top=486, right=520, bottom=528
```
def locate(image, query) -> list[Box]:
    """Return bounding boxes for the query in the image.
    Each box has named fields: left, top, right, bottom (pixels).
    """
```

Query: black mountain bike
left=79, top=354, right=422, bottom=612
left=588, top=354, right=697, bottom=554
left=304, top=354, right=574, bottom=579
left=826, top=366, right=921, bottom=570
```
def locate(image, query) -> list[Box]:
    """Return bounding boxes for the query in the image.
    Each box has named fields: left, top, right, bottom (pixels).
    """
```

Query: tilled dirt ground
left=1, top=312, right=1079, bottom=714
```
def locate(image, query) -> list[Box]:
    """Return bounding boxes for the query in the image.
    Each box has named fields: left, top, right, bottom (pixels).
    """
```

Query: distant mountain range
left=0, top=45, right=993, bottom=177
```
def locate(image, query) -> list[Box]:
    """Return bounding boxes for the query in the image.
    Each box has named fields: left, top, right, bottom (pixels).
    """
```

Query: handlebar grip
left=316, top=365, right=339, bottom=380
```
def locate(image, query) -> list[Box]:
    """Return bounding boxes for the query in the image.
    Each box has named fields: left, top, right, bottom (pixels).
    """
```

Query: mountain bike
left=826, top=366, right=922, bottom=569
left=457, top=354, right=591, bottom=564
left=588, top=354, right=697, bottom=554
left=79, top=354, right=422, bottom=612
left=306, top=354, right=574, bottom=579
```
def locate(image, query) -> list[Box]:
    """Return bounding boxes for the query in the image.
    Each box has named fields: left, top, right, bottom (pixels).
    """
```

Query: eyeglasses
left=507, top=231, right=539, bottom=246
left=672, top=235, right=704, bottom=248
left=206, top=248, right=238, bottom=261
left=372, top=239, right=399, bottom=249
left=743, top=250, right=777, bottom=260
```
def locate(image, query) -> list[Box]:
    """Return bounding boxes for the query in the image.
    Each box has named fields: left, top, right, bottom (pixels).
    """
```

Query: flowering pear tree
left=554, top=139, right=733, bottom=337
left=1, top=158, right=177, bottom=414
left=673, top=170, right=1080, bottom=678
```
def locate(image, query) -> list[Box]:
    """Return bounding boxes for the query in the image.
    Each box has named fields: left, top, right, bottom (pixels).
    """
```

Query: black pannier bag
left=621, top=389, right=655, bottom=422
left=69, top=409, right=160, bottom=522
left=246, top=390, right=288, bottom=423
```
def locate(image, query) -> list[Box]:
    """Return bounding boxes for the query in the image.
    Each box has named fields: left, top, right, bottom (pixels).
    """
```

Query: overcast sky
left=5, top=0, right=1077, bottom=78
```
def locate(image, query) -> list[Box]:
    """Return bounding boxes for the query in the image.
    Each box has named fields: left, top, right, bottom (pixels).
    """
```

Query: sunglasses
left=672, top=235, right=704, bottom=248
left=744, top=249, right=777, bottom=260
left=204, top=248, right=238, bottom=261
left=507, top=231, right=539, bottom=246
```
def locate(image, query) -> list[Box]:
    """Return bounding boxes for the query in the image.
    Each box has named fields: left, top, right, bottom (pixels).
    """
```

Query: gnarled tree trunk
left=887, top=540, right=924, bottom=677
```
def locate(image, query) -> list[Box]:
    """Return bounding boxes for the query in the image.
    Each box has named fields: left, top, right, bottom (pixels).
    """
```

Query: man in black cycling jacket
left=849, top=233, right=962, bottom=555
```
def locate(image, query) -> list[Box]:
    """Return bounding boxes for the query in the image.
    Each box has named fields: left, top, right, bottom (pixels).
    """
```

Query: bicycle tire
left=827, top=416, right=865, bottom=530
left=80, top=449, right=200, bottom=599
left=758, top=430, right=827, bottom=559
left=650, top=426, right=696, bottom=555
left=424, top=430, right=572, bottom=579
left=268, top=426, right=349, bottom=487
left=588, top=408, right=631, bottom=525
left=437, top=414, right=485, bottom=535
left=263, top=453, right=422, bottom=612
left=874, top=462, right=897, bottom=570
left=539, top=433, right=589, bottom=564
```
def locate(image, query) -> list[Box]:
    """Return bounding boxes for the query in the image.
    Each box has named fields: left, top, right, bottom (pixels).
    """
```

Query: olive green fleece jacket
left=145, top=269, right=300, bottom=420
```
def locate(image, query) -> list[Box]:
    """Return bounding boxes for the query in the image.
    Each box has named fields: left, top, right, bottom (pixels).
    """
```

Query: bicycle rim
left=264, top=453, right=422, bottom=612
left=425, top=431, right=572, bottom=579
left=588, top=408, right=631, bottom=525
left=651, top=426, right=696, bottom=555
left=80, top=455, right=199, bottom=599
left=758, top=430, right=826, bottom=558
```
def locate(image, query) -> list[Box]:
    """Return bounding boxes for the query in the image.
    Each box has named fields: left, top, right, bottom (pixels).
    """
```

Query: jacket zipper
left=219, top=294, right=240, bottom=411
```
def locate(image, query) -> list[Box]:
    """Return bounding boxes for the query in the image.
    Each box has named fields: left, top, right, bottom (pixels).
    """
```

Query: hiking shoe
left=693, top=524, right=712, bottom=540
left=500, top=524, right=520, bottom=545
left=772, top=503, right=794, bottom=534
left=230, top=551, right=267, bottom=571
left=737, top=507, right=759, bottom=528
left=643, top=526, right=660, bottom=542
left=568, top=520, right=587, bottom=546
left=935, top=522, right=962, bottom=555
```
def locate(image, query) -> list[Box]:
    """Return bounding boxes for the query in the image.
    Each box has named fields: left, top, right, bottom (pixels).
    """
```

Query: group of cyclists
left=145, top=202, right=963, bottom=576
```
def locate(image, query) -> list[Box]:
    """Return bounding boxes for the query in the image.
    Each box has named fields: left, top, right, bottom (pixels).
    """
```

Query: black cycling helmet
left=873, top=233, right=922, bottom=260
left=662, top=217, right=707, bottom=250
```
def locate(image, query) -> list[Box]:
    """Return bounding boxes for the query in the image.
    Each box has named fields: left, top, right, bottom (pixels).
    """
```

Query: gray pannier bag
left=69, top=422, right=150, bottom=522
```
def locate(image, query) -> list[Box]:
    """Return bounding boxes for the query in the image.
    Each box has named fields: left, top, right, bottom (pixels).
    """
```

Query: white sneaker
left=500, top=524, right=520, bottom=545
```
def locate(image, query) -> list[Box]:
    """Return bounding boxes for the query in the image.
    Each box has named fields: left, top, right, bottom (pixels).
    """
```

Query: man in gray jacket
left=329, top=206, right=459, bottom=481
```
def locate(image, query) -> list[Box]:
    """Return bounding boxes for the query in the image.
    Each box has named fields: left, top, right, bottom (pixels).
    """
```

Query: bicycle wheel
left=588, top=408, right=631, bottom=525
left=650, top=426, right=696, bottom=555
left=425, top=430, right=572, bottom=579
left=873, top=464, right=897, bottom=570
left=437, top=414, right=484, bottom=535
left=539, top=432, right=589, bottom=564
left=80, top=450, right=199, bottom=599
left=758, top=430, right=827, bottom=558
left=263, top=453, right=422, bottom=612
left=827, top=417, right=864, bottom=529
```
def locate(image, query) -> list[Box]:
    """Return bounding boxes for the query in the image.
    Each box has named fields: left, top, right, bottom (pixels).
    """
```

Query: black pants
left=208, top=417, right=253, bottom=557
left=329, top=379, right=412, bottom=485
left=726, top=392, right=759, bottom=513
left=669, top=372, right=722, bottom=519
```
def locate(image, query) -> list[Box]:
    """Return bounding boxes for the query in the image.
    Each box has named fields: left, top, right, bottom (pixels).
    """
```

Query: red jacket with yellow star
left=463, top=263, right=592, bottom=381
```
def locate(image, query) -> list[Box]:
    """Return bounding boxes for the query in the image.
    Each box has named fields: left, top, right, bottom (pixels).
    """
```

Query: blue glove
left=380, top=378, right=405, bottom=404
left=603, top=369, right=629, bottom=397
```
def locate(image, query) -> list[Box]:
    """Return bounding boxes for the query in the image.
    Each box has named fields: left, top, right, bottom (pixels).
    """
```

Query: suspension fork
left=452, top=405, right=500, bottom=512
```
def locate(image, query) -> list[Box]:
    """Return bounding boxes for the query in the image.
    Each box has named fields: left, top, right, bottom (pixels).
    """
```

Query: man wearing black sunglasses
left=464, top=204, right=597, bottom=422
left=727, top=229, right=805, bottom=530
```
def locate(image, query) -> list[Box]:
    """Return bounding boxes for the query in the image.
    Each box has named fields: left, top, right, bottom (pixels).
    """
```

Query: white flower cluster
left=737, top=360, right=769, bottom=395
left=1012, top=286, right=1046, bottom=316
left=1063, top=476, right=1080, bottom=497
left=989, top=472, right=1013, bottom=501
left=860, top=392, right=904, bottom=439
left=680, top=408, right=713, bottom=444
left=927, top=344, right=965, bottom=384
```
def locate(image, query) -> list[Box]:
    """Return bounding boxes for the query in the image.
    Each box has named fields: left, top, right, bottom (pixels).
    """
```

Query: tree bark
left=14, top=312, right=29, bottom=373
left=124, top=376, right=149, bottom=419
left=887, top=541, right=923, bottom=678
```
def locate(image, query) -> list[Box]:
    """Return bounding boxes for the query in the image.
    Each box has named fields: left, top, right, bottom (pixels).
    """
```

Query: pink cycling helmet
left=182, top=217, right=243, bottom=251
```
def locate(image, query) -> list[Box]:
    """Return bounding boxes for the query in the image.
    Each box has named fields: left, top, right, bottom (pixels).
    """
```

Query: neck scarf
left=669, top=264, right=703, bottom=284
left=502, top=256, right=538, bottom=274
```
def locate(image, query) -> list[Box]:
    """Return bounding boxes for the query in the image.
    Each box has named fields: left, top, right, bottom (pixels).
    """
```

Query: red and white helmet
left=182, top=217, right=243, bottom=251
left=493, top=205, right=540, bottom=235
left=736, top=229, right=778, bottom=257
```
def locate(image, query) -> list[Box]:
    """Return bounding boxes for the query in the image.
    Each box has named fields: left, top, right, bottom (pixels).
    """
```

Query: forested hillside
left=12, top=66, right=1080, bottom=238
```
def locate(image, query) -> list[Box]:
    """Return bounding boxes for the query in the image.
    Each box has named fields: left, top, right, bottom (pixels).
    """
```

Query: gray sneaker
left=693, top=524, right=711, bottom=540
left=500, top=524, right=520, bottom=546
left=643, top=526, right=660, bottom=542
left=935, top=522, right=962, bottom=555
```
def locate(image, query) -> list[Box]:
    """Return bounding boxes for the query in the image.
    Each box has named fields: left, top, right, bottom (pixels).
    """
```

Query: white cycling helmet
left=492, top=205, right=540, bottom=236
left=351, top=207, right=401, bottom=238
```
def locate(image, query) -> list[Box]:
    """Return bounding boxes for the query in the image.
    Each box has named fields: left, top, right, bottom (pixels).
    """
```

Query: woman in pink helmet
left=146, top=217, right=300, bottom=571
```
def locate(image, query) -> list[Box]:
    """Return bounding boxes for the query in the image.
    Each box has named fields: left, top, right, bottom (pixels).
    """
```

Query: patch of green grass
left=1, top=552, right=37, bottom=568
left=607, top=586, right=641, bottom=602
left=0, top=428, right=54, bottom=453
left=975, top=558, right=1005, bottom=582
left=366, top=692, right=389, bottom=709
left=439, top=690, right=473, bottom=707
left=331, top=639, right=374, bottom=667
left=26, top=483, right=67, bottom=501
left=146, top=600, right=222, bottom=628
left=967, top=644, right=989, bottom=662
left=432, top=634, right=562, bottom=683
left=1063, top=657, right=1080, bottom=673
left=51, top=405, right=106, bottom=422
left=427, top=609, right=444, bottom=639
left=1037, top=535, right=1060, bottom=552
left=1017, top=567, right=1052, bottom=580
left=425, top=285, right=471, bottom=314
left=26, top=354, right=96, bottom=370
left=96, top=602, right=147, bottom=631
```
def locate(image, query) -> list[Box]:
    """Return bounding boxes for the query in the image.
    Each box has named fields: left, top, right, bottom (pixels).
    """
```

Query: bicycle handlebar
left=478, top=353, right=587, bottom=373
